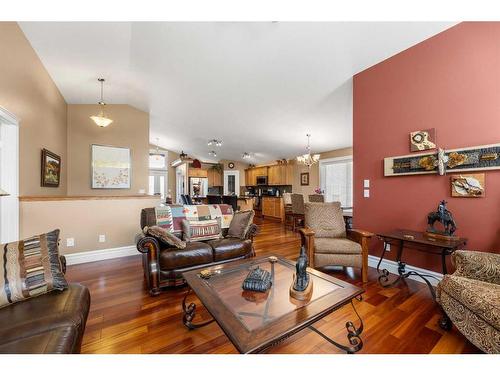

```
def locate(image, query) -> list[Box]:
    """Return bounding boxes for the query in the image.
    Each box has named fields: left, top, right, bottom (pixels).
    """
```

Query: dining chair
left=291, top=193, right=305, bottom=232
left=308, top=194, right=325, bottom=203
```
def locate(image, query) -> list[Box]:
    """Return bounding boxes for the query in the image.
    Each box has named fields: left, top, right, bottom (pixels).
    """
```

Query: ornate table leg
left=182, top=287, right=215, bottom=330
left=308, top=300, right=364, bottom=354
left=378, top=239, right=406, bottom=288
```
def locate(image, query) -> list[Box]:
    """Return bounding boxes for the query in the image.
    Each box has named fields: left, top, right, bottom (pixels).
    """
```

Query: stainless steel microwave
left=256, top=176, right=267, bottom=185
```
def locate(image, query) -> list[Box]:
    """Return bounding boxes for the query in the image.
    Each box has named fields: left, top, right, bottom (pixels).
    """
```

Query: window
left=149, top=151, right=168, bottom=199
left=319, top=156, right=353, bottom=209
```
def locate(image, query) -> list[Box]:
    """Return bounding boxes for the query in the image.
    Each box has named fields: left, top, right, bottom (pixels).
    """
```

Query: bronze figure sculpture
left=427, top=200, right=457, bottom=236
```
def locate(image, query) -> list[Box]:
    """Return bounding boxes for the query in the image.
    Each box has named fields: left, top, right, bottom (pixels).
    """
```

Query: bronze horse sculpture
left=427, top=200, right=457, bottom=236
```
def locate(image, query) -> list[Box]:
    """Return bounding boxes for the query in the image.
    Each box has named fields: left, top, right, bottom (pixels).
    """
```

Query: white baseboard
left=65, top=245, right=138, bottom=265
left=368, top=255, right=443, bottom=286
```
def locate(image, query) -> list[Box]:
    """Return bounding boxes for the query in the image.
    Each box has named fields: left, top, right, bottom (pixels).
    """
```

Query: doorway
left=223, top=170, right=240, bottom=196
left=0, top=106, right=19, bottom=243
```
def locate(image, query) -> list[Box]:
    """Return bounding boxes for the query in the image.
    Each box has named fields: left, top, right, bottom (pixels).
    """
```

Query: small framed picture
left=300, top=172, right=309, bottom=186
left=41, top=149, right=61, bottom=187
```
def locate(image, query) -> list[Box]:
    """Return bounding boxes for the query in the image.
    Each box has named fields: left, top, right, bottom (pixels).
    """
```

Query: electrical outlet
left=363, top=179, right=370, bottom=188
left=384, top=242, right=391, bottom=252
left=99, top=234, right=106, bottom=243
left=363, top=189, right=370, bottom=198
left=66, top=238, right=75, bottom=247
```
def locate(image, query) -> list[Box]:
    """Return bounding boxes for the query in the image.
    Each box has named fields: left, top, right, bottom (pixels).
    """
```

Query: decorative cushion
left=305, top=202, right=346, bottom=238
left=314, top=238, right=362, bottom=254
left=144, top=226, right=186, bottom=249
left=227, top=210, right=255, bottom=239
left=0, top=229, right=67, bottom=309
left=182, top=219, right=222, bottom=242
left=151, top=204, right=234, bottom=234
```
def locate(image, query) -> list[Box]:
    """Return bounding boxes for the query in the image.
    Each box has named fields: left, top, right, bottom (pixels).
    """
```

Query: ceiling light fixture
left=208, top=139, right=223, bottom=147
left=296, top=134, right=320, bottom=168
left=208, top=150, right=217, bottom=157
left=90, top=78, right=113, bottom=127
left=242, top=152, right=251, bottom=159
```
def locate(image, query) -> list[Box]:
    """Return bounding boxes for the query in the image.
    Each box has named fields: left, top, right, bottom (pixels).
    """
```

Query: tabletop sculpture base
left=289, top=274, right=313, bottom=301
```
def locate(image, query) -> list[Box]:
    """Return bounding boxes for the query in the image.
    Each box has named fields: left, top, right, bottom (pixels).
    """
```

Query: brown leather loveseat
left=0, top=256, right=90, bottom=354
left=136, top=206, right=258, bottom=295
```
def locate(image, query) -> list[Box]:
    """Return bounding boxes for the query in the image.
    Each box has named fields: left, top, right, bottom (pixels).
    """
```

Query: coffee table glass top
left=197, top=257, right=343, bottom=331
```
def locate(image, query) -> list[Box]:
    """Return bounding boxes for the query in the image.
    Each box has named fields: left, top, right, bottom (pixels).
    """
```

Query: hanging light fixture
left=296, top=134, right=320, bottom=168
left=208, top=150, right=217, bottom=157
left=90, top=78, right=113, bottom=127
left=242, top=152, right=251, bottom=159
left=207, top=139, right=223, bottom=147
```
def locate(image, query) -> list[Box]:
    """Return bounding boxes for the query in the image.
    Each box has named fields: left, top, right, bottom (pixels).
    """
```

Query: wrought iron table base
left=181, top=288, right=364, bottom=354
left=376, top=241, right=443, bottom=300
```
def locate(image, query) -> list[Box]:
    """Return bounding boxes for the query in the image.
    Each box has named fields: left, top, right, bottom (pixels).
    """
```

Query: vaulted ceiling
left=19, top=22, right=455, bottom=163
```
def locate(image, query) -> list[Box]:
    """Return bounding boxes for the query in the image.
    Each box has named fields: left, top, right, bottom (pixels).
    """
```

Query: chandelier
left=207, top=139, right=223, bottom=147
left=242, top=152, right=251, bottom=159
left=296, top=134, right=320, bottom=167
left=90, top=78, right=113, bottom=127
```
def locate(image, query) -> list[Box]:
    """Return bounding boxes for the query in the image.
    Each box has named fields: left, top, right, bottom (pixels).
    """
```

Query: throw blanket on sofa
left=154, top=204, right=234, bottom=234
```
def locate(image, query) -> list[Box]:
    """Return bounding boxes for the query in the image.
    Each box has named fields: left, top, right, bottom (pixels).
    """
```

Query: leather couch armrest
left=245, top=224, right=260, bottom=241
left=135, top=232, right=161, bottom=254
left=452, top=250, right=500, bottom=284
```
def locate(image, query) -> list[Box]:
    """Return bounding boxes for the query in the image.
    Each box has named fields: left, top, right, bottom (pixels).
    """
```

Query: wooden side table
left=376, top=229, right=467, bottom=299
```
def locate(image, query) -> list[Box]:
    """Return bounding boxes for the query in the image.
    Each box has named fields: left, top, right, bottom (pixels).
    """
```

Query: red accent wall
left=353, top=22, right=500, bottom=272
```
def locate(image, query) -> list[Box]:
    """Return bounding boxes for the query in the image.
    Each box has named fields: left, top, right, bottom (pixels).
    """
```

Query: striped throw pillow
left=0, top=229, right=68, bottom=309
left=182, top=219, right=222, bottom=242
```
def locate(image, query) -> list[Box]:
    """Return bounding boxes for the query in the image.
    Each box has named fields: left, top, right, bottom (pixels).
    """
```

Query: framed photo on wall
left=41, top=148, right=61, bottom=187
left=91, top=144, right=131, bottom=189
left=300, top=172, right=309, bottom=186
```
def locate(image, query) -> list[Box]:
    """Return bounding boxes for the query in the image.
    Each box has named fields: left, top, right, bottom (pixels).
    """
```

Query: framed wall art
left=410, top=128, right=436, bottom=152
left=41, top=149, right=61, bottom=187
left=300, top=172, right=309, bottom=186
left=450, top=174, right=485, bottom=198
left=91, top=144, right=131, bottom=189
left=384, top=142, right=500, bottom=177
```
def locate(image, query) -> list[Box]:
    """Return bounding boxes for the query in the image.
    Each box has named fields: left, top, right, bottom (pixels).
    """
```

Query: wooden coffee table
left=181, top=255, right=364, bottom=353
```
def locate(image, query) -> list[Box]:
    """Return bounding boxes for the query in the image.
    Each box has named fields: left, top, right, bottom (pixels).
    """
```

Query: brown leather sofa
left=136, top=207, right=259, bottom=295
left=0, top=256, right=90, bottom=354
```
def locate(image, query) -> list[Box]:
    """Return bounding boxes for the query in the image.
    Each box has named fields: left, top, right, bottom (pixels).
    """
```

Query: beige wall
left=67, top=104, right=149, bottom=196
left=0, top=22, right=68, bottom=196
left=292, top=147, right=353, bottom=200
left=167, top=150, right=180, bottom=202
left=20, top=196, right=160, bottom=255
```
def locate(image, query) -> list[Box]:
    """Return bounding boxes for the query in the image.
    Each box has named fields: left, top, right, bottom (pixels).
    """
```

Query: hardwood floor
left=66, top=217, right=479, bottom=354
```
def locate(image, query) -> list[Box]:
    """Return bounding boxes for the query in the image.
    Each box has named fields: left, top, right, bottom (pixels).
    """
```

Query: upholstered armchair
left=299, top=202, right=373, bottom=283
left=436, top=250, right=500, bottom=353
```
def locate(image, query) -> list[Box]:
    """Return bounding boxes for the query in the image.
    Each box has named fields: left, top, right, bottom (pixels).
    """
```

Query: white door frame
left=0, top=106, right=20, bottom=243
left=223, top=170, right=240, bottom=195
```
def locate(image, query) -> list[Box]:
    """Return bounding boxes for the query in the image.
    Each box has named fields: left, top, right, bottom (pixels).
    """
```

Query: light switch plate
left=363, top=179, right=370, bottom=188
left=66, top=238, right=75, bottom=247
left=99, top=234, right=106, bottom=243
left=363, top=189, right=370, bottom=198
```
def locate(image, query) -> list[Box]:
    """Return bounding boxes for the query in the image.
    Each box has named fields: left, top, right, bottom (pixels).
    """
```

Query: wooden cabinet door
left=285, top=164, right=294, bottom=185
left=262, top=197, right=273, bottom=216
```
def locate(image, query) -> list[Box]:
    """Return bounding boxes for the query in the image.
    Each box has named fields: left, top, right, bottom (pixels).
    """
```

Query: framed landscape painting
left=91, top=144, right=131, bottom=189
left=41, top=149, right=61, bottom=187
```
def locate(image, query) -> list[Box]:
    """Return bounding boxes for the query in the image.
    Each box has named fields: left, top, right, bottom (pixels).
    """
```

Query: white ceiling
left=19, top=22, right=455, bottom=163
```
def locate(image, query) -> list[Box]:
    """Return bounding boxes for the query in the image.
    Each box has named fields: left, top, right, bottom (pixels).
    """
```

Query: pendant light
left=90, top=78, right=113, bottom=127
left=296, top=134, right=320, bottom=168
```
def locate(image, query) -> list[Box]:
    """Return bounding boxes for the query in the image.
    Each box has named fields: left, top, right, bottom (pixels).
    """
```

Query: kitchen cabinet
left=188, top=168, right=208, bottom=178
left=245, top=166, right=268, bottom=186
left=207, top=168, right=222, bottom=187
left=261, top=196, right=284, bottom=221
left=267, top=164, right=294, bottom=185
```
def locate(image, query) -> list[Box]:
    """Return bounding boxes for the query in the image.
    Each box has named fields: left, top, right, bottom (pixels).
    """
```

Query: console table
left=376, top=229, right=467, bottom=299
